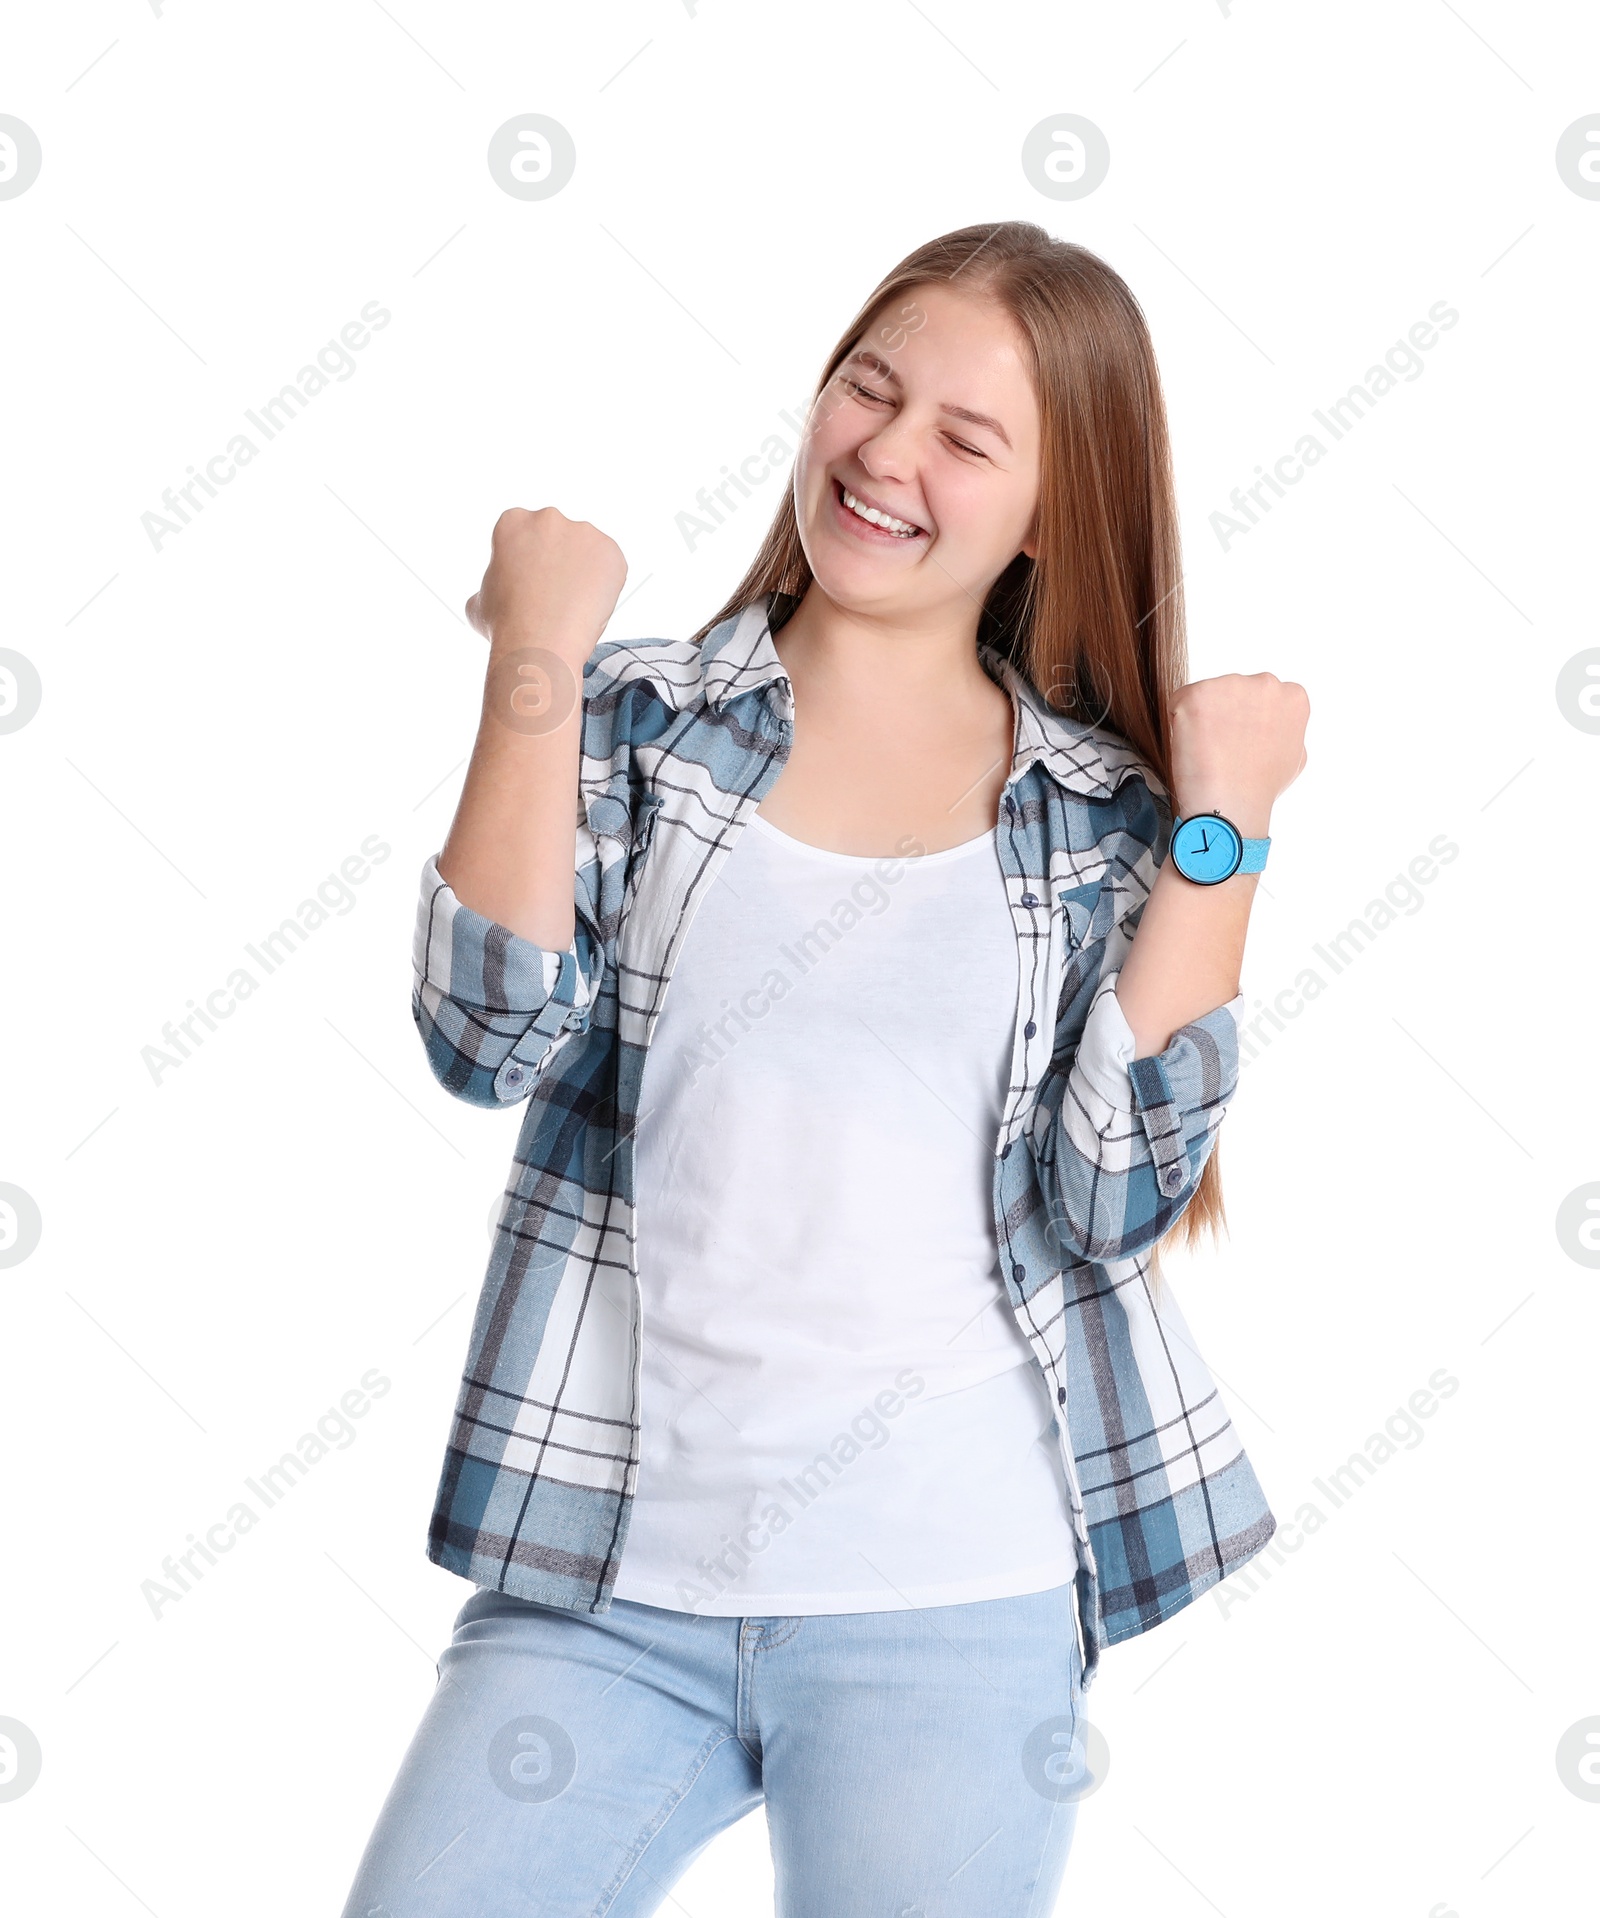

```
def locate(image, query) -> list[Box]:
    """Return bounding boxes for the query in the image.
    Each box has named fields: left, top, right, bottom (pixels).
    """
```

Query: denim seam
left=735, top=1624, right=759, bottom=1761
left=590, top=1726, right=744, bottom=1918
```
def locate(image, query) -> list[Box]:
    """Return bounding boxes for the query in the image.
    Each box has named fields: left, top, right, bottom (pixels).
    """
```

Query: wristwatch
left=1169, top=811, right=1270, bottom=885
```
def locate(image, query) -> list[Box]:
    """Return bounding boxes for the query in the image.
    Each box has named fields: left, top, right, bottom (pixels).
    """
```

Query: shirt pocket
left=1045, top=875, right=1125, bottom=1058
left=1055, top=879, right=1115, bottom=953
left=621, top=789, right=666, bottom=909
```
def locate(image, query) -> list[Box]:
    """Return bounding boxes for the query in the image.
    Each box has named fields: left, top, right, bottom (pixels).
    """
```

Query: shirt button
left=1162, top=1164, right=1184, bottom=1190
left=1013, top=1261, right=1026, bottom=1283
left=1004, top=795, right=1017, bottom=817
left=1057, top=1386, right=1067, bottom=1406
left=1021, top=891, right=1039, bottom=907
left=504, top=1065, right=525, bottom=1086
left=1024, top=1021, right=1037, bottom=1040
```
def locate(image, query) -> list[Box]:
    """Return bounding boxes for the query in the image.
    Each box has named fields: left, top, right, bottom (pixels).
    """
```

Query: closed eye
left=841, top=374, right=989, bottom=458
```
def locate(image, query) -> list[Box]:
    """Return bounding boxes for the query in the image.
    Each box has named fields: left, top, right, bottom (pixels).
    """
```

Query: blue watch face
left=1172, top=813, right=1242, bottom=883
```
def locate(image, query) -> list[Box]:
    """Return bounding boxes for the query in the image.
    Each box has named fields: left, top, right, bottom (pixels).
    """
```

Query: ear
left=1019, top=500, right=1041, bottom=561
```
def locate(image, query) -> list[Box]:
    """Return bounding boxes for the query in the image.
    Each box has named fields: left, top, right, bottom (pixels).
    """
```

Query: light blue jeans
left=341, top=1581, right=1087, bottom=1917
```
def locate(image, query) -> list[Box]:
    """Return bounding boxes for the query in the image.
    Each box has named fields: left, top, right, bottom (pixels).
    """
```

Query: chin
left=798, top=520, right=921, bottom=617
left=801, top=548, right=919, bottom=619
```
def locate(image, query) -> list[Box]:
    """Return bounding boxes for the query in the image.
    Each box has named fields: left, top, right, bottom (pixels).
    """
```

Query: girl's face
left=793, top=280, right=1042, bottom=626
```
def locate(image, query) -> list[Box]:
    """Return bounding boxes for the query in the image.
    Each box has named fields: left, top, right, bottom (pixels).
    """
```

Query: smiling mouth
left=834, top=478, right=926, bottom=539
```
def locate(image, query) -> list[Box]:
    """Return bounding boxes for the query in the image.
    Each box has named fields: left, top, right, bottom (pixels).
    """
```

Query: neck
left=773, top=585, right=995, bottom=708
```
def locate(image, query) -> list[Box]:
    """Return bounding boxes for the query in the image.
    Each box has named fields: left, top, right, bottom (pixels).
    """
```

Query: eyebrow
left=847, top=349, right=1014, bottom=451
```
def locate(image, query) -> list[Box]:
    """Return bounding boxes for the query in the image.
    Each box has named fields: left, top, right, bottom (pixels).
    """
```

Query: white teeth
left=841, top=487, right=920, bottom=537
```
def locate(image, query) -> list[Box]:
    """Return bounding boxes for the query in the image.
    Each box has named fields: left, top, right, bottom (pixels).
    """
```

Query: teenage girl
left=343, top=220, right=1308, bottom=1918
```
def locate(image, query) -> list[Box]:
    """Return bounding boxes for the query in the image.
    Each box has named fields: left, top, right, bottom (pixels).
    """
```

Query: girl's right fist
left=465, top=506, right=628, bottom=660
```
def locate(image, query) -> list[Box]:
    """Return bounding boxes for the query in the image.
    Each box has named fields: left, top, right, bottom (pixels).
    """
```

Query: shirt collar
left=698, top=597, right=791, bottom=712
left=981, top=645, right=1170, bottom=803
left=696, top=594, right=1165, bottom=803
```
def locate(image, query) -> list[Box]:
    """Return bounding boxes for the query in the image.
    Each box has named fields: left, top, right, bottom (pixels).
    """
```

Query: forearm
left=437, top=507, right=628, bottom=951
left=1113, top=796, right=1269, bottom=1060
left=436, top=639, right=585, bottom=951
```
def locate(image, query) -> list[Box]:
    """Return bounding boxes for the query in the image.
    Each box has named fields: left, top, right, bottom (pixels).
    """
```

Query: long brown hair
left=695, top=220, right=1226, bottom=1292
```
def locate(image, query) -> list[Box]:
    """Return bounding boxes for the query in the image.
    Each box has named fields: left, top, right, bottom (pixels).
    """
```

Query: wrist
left=480, top=641, right=583, bottom=738
left=489, top=620, right=600, bottom=668
left=1173, top=795, right=1273, bottom=840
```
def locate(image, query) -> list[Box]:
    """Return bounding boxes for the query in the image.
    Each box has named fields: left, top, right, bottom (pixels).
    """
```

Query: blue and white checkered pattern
left=412, top=596, right=1277, bottom=1690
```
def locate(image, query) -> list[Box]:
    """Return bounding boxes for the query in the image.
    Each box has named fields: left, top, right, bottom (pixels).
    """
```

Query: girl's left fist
left=1169, top=672, right=1309, bottom=835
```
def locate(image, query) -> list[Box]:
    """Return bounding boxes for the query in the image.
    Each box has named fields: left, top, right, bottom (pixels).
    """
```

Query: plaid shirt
left=411, top=596, right=1277, bottom=1689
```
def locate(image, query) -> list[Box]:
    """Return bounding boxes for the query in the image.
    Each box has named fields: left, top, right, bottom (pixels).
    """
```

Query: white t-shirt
left=611, top=809, right=1079, bottom=1615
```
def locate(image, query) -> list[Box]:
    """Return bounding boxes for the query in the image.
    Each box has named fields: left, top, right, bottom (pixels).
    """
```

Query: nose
left=856, top=411, right=917, bottom=485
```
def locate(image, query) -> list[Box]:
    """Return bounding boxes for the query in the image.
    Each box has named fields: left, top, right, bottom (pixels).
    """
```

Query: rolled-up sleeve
left=411, top=855, right=602, bottom=1109
left=1049, top=968, right=1245, bottom=1261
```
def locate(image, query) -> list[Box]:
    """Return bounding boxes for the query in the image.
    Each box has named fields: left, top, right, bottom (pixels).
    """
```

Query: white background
left=3, top=2, right=1597, bottom=1913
